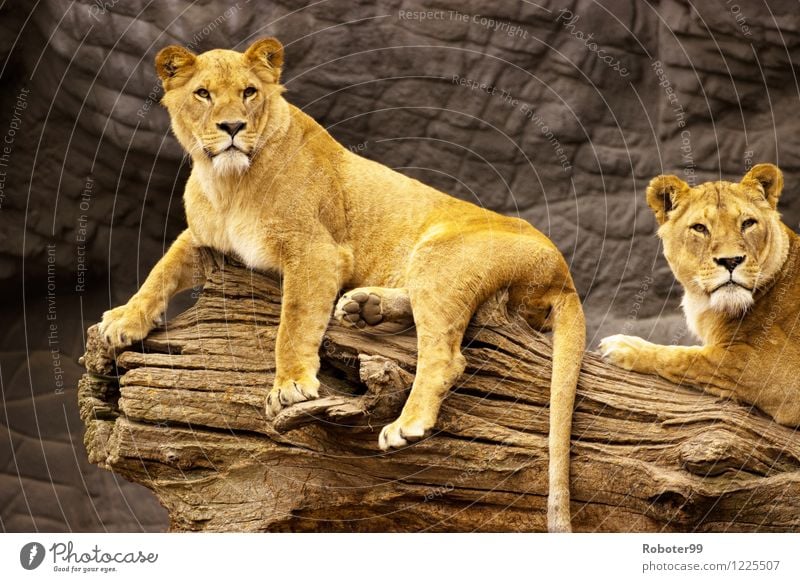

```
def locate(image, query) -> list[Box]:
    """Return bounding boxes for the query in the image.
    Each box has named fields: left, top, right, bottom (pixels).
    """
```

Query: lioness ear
left=742, top=163, right=783, bottom=209
left=245, top=37, right=284, bottom=82
left=155, top=45, right=196, bottom=85
left=646, top=174, right=690, bottom=225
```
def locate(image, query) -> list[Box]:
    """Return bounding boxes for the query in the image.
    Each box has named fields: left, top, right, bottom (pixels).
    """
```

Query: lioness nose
left=714, top=255, right=745, bottom=272
left=217, top=121, right=246, bottom=137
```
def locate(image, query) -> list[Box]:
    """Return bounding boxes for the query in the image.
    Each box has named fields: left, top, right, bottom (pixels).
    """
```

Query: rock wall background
left=1, top=0, right=799, bottom=531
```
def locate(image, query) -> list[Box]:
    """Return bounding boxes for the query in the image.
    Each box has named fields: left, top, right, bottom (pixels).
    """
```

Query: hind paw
left=335, top=290, right=384, bottom=328
left=334, top=287, right=412, bottom=329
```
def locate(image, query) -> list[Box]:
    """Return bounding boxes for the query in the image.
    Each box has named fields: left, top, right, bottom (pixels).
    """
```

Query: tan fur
left=98, top=39, right=586, bottom=532
left=601, top=164, right=800, bottom=426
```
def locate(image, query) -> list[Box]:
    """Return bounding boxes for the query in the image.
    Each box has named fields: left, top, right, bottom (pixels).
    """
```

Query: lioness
left=99, top=38, right=586, bottom=531
left=601, top=164, right=800, bottom=426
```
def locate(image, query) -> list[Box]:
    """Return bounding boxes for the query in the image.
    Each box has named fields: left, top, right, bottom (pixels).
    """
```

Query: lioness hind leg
left=378, top=279, right=476, bottom=449
left=334, top=287, right=412, bottom=328
left=379, top=312, right=468, bottom=450
left=379, top=232, right=521, bottom=449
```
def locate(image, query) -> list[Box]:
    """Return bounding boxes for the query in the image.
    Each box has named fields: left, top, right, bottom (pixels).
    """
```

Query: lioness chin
left=98, top=38, right=586, bottom=532
left=601, top=164, right=800, bottom=426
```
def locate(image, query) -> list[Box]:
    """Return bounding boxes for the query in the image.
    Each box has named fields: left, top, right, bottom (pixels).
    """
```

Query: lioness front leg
left=600, top=336, right=800, bottom=423
left=99, top=230, right=201, bottom=348
left=265, top=243, right=349, bottom=418
left=599, top=335, right=737, bottom=399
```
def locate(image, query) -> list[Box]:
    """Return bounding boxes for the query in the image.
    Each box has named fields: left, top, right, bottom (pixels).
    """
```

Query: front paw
left=265, top=376, right=320, bottom=419
left=98, top=302, right=159, bottom=348
left=599, top=334, right=654, bottom=372
left=379, top=412, right=434, bottom=450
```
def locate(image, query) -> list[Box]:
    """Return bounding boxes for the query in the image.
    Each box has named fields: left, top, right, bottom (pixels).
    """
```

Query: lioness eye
left=691, top=223, right=708, bottom=234
left=742, top=218, right=757, bottom=230
left=243, top=86, right=257, bottom=98
left=195, top=88, right=210, bottom=99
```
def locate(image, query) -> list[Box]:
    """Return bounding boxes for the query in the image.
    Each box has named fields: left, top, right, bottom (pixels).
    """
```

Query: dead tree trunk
left=79, top=249, right=800, bottom=532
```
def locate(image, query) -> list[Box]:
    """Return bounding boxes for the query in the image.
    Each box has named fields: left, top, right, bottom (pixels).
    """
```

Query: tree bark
left=79, top=249, right=800, bottom=532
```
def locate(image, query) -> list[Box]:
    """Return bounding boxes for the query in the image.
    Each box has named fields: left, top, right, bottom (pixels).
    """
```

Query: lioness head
left=647, top=163, right=789, bottom=317
left=155, top=38, right=286, bottom=175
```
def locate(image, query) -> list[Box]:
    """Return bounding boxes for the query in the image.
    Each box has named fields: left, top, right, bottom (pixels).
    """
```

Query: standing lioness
left=601, top=164, right=800, bottom=426
left=99, top=38, right=586, bottom=532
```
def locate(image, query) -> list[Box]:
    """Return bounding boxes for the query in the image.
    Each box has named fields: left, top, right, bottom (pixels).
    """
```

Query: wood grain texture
left=79, top=249, right=800, bottom=532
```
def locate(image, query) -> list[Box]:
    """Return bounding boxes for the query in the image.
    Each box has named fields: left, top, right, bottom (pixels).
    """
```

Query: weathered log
left=79, top=249, right=800, bottom=532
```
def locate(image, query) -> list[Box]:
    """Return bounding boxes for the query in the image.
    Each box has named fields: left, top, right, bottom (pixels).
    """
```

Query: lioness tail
left=546, top=290, right=585, bottom=532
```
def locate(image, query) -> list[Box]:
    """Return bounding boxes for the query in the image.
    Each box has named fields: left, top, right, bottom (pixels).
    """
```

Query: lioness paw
left=599, top=334, right=654, bottom=372
left=98, top=303, right=159, bottom=348
left=335, top=287, right=412, bottom=329
left=378, top=414, right=432, bottom=450
left=335, top=290, right=383, bottom=328
left=265, top=377, right=320, bottom=419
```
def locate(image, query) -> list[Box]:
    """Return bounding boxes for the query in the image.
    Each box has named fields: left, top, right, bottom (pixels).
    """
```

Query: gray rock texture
left=1, top=0, right=798, bottom=531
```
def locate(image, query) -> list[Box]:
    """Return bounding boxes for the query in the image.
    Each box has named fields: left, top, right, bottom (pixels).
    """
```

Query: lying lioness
left=601, top=164, right=800, bottom=426
left=99, top=38, right=586, bottom=531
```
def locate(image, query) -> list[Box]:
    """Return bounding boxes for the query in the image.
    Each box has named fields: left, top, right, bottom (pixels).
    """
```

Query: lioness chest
left=188, top=205, right=282, bottom=272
